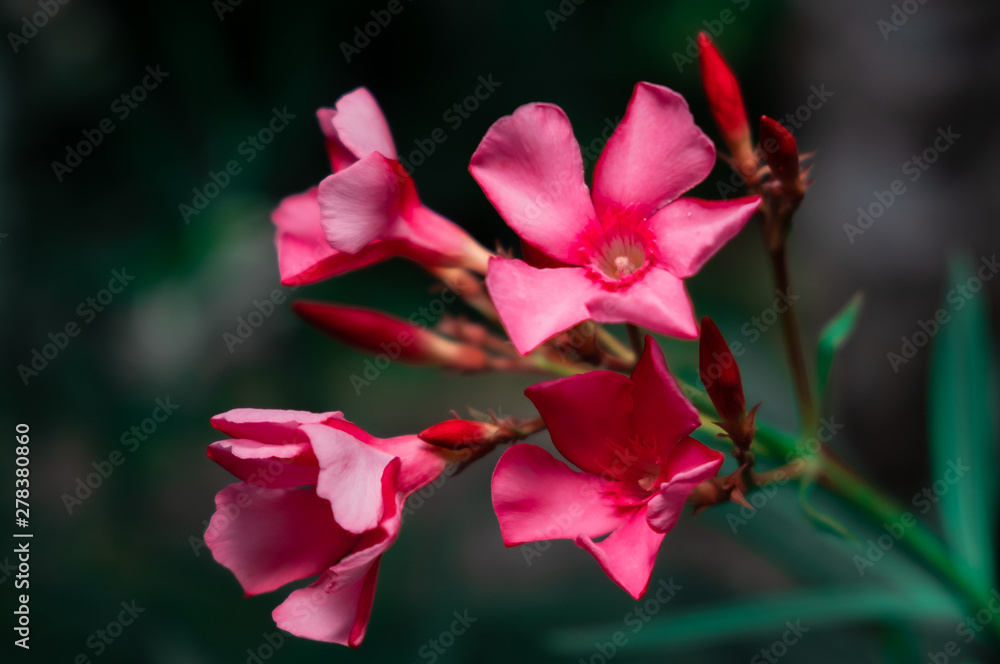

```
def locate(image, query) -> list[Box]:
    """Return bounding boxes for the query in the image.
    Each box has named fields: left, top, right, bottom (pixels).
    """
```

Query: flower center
left=583, top=213, right=657, bottom=287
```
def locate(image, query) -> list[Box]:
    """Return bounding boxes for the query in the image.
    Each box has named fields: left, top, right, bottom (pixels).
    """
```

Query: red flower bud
left=759, top=116, right=801, bottom=193
left=698, top=33, right=752, bottom=163
left=698, top=317, right=746, bottom=425
left=293, top=301, right=490, bottom=370
left=419, top=419, right=502, bottom=449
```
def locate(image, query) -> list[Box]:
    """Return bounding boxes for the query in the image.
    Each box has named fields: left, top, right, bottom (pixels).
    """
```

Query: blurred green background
left=3, top=0, right=999, bottom=661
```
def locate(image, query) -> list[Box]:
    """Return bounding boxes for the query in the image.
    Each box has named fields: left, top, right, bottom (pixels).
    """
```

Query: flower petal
left=301, top=423, right=399, bottom=534
left=315, top=108, right=357, bottom=172
left=207, top=439, right=319, bottom=488
left=485, top=258, right=595, bottom=355
left=629, top=337, right=701, bottom=460
left=210, top=408, right=343, bottom=444
left=470, top=103, right=597, bottom=264
left=368, top=434, right=451, bottom=498
left=525, top=371, right=634, bottom=477
left=325, top=87, right=397, bottom=162
left=586, top=267, right=698, bottom=339
left=575, top=506, right=665, bottom=599
left=205, top=483, right=357, bottom=596
left=491, top=444, right=630, bottom=545
left=592, top=83, right=715, bottom=220
left=649, top=196, right=760, bottom=278
left=646, top=438, right=724, bottom=533
left=318, top=153, right=404, bottom=254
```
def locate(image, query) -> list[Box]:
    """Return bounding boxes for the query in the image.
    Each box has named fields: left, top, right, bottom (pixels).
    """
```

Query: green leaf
left=798, top=471, right=858, bottom=542
left=928, top=255, right=999, bottom=590
left=816, top=292, right=865, bottom=404
left=546, top=586, right=960, bottom=654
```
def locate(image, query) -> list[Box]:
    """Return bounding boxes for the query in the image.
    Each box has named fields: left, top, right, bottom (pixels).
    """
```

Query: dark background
left=3, top=0, right=999, bottom=661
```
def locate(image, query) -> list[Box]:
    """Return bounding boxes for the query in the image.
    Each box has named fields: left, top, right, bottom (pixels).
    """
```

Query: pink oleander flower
left=204, top=408, right=456, bottom=647
left=470, top=82, right=760, bottom=354
left=491, top=337, right=724, bottom=598
left=273, top=87, right=492, bottom=285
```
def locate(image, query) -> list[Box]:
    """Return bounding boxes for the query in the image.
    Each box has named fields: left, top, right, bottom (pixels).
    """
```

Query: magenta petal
left=646, top=438, right=724, bottom=533
left=318, top=153, right=403, bottom=254
left=368, top=434, right=450, bottom=497
left=592, top=83, right=715, bottom=219
left=650, top=196, right=760, bottom=278
left=575, top=506, right=665, bottom=599
left=315, top=108, right=357, bottom=172
left=485, top=258, right=595, bottom=354
left=629, top=337, right=701, bottom=460
left=588, top=267, right=698, bottom=339
left=210, top=408, right=343, bottom=444
left=491, top=445, right=629, bottom=545
left=205, top=483, right=357, bottom=596
left=301, top=424, right=399, bottom=534
left=326, top=87, right=397, bottom=162
left=525, top=371, right=634, bottom=477
left=470, top=103, right=597, bottom=264
left=207, top=439, right=319, bottom=488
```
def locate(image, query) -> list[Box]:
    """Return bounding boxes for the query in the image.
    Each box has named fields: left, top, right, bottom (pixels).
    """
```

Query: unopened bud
left=698, top=33, right=753, bottom=165
left=759, top=116, right=802, bottom=195
left=419, top=419, right=503, bottom=449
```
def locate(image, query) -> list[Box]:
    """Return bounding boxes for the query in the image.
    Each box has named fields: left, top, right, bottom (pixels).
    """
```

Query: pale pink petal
left=207, top=439, right=319, bottom=488
left=592, top=83, right=715, bottom=219
left=649, top=196, right=760, bottom=278
left=524, top=371, right=634, bottom=477
left=491, top=445, right=631, bottom=545
left=575, top=506, right=665, bottom=599
left=389, top=204, right=492, bottom=274
left=210, top=408, right=343, bottom=445
left=300, top=424, right=399, bottom=534
left=484, top=258, right=596, bottom=355
left=318, top=153, right=403, bottom=254
left=646, top=438, right=724, bottom=533
left=315, top=108, right=357, bottom=172
left=586, top=267, right=699, bottom=339
left=205, top=483, right=357, bottom=596
left=327, top=87, right=397, bottom=161
left=628, top=337, right=701, bottom=460
left=470, top=103, right=597, bottom=264
left=369, top=434, right=450, bottom=497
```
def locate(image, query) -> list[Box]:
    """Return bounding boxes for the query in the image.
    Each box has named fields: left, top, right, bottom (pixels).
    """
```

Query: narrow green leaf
left=816, top=292, right=865, bottom=403
left=798, top=472, right=858, bottom=542
left=928, top=255, right=999, bottom=590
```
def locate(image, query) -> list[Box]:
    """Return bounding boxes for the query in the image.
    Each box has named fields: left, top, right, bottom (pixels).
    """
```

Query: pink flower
left=470, top=82, right=760, bottom=354
left=491, top=337, right=724, bottom=598
left=204, top=408, right=455, bottom=647
left=274, top=88, right=492, bottom=285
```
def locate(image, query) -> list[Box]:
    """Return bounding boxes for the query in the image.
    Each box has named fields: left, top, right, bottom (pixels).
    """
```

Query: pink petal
left=587, top=267, right=699, bottom=339
left=300, top=424, right=400, bottom=534
left=650, top=196, right=760, bottom=278
left=491, top=445, right=630, bottom=545
left=524, top=372, right=634, bottom=477
left=315, top=108, right=357, bottom=172
left=392, top=204, right=492, bottom=274
left=469, top=103, right=597, bottom=264
left=326, top=87, right=397, bottom=162
left=575, top=506, right=665, bottom=599
left=205, top=483, right=357, bottom=596
left=646, top=438, right=724, bottom=533
left=592, top=83, right=715, bottom=220
left=207, top=439, right=319, bottom=488
left=484, top=258, right=595, bottom=355
left=210, top=408, right=343, bottom=444
left=369, top=434, right=450, bottom=498
left=318, top=153, right=404, bottom=254
left=629, top=337, right=701, bottom=460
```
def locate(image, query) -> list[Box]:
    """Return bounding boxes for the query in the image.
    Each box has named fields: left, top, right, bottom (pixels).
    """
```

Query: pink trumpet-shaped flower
left=491, top=337, right=724, bottom=598
left=470, top=82, right=760, bottom=354
left=273, top=88, right=492, bottom=285
left=204, top=408, right=457, bottom=647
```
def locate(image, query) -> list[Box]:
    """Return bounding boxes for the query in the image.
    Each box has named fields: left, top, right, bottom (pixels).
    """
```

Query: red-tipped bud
left=419, top=419, right=502, bottom=449
left=293, top=301, right=490, bottom=370
left=699, top=317, right=747, bottom=425
left=698, top=33, right=752, bottom=163
left=759, top=116, right=801, bottom=193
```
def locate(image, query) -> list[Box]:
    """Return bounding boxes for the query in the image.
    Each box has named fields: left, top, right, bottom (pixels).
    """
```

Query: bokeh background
left=3, top=0, right=999, bottom=661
